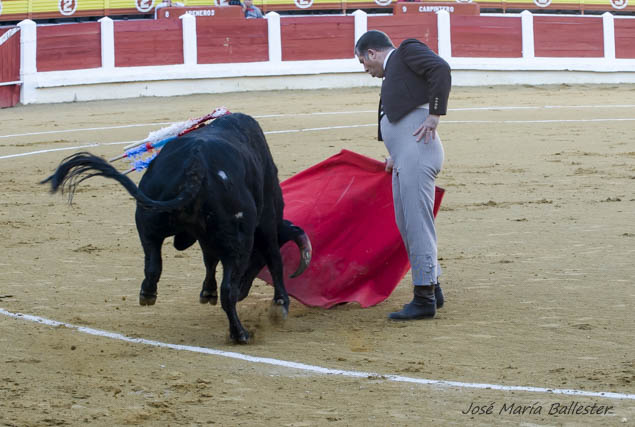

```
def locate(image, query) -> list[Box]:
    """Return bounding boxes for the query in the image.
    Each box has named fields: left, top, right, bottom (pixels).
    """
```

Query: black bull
left=42, top=113, right=312, bottom=344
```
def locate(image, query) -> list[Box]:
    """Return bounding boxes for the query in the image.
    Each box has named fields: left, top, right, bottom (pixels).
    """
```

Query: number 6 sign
left=136, top=0, right=155, bottom=13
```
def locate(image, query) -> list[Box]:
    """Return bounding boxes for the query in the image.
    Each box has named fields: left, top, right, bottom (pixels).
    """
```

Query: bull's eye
left=235, top=212, right=244, bottom=219
left=218, top=170, right=228, bottom=180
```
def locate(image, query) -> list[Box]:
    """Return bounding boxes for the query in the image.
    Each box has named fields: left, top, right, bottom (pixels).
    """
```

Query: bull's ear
left=282, top=219, right=303, bottom=234
left=290, top=224, right=303, bottom=234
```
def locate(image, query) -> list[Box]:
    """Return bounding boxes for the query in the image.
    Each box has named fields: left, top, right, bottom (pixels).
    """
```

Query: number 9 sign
left=58, top=0, right=77, bottom=15
left=136, top=0, right=155, bottom=13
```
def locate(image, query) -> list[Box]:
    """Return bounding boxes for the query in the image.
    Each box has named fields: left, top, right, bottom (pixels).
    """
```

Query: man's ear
left=366, top=49, right=377, bottom=60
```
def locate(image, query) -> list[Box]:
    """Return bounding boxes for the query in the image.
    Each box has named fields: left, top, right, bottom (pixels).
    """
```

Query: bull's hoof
left=269, top=299, right=288, bottom=324
left=139, top=293, right=157, bottom=306
left=230, top=329, right=251, bottom=344
left=199, top=295, right=218, bottom=305
left=199, top=290, right=218, bottom=305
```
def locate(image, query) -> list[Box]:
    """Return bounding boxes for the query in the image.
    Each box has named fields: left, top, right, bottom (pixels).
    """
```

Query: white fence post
left=99, top=17, right=115, bottom=69
left=436, top=10, right=451, bottom=59
left=266, top=11, right=281, bottom=62
left=602, top=12, right=616, bottom=60
left=353, top=9, right=367, bottom=46
left=180, top=13, right=197, bottom=65
left=17, top=19, right=36, bottom=104
left=521, top=10, right=535, bottom=59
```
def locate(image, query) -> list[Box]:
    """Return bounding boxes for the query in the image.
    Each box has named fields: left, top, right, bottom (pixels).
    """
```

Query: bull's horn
left=290, top=232, right=312, bottom=278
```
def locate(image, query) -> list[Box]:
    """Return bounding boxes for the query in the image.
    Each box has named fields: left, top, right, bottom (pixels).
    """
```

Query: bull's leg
left=267, top=249, right=289, bottom=320
left=219, top=260, right=250, bottom=344
left=199, top=241, right=219, bottom=305
left=139, top=236, right=164, bottom=306
left=237, top=251, right=266, bottom=302
left=257, top=229, right=289, bottom=319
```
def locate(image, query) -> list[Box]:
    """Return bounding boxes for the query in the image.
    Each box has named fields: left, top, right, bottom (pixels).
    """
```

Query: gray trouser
left=380, top=108, right=444, bottom=286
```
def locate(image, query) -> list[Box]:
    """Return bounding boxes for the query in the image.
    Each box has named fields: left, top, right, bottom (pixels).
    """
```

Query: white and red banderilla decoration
left=109, top=107, right=231, bottom=174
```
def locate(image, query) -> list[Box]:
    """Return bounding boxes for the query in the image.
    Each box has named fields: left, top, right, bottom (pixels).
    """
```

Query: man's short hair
left=355, top=30, right=395, bottom=57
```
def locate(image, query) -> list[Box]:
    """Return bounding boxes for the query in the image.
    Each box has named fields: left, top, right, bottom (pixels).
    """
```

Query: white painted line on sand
left=2, top=103, right=635, bottom=139
left=1, top=308, right=634, bottom=400
left=0, top=122, right=174, bottom=139
left=0, top=140, right=147, bottom=160
left=0, top=125, right=377, bottom=160
left=2, top=116, right=635, bottom=161
left=444, top=118, right=635, bottom=124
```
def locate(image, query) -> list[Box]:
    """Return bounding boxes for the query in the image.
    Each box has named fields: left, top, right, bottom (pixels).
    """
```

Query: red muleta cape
left=259, top=149, right=444, bottom=308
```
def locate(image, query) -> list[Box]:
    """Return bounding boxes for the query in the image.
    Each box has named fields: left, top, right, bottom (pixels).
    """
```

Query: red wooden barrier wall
left=451, top=15, right=521, bottom=58
left=367, top=15, right=438, bottom=53
left=0, top=27, right=21, bottom=108
left=114, top=19, right=183, bottom=67
left=281, top=17, right=354, bottom=61
left=533, top=17, right=604, bottom=58
left=615, top=19, right=635, bottom=59
left=2, top=14, right=635, bottom=106
left=197, top=17, right=268, bottom=64
left=37, top=23, right=101, bottom=72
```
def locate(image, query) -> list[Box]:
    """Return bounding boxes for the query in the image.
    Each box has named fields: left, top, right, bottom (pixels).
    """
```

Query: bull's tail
left=41, top=152, right=203, bottom=212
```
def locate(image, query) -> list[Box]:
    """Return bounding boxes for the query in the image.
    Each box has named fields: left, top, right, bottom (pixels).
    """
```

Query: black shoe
left=435, top=282, right=444, bottom=309
left=389, top=286, right=436, bottom=320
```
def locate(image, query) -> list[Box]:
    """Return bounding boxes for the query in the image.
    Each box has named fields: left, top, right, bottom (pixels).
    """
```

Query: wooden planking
left=615, top=19, right=635, bottom=59
left=197, top=18, right=268, bottom=64
left=281, top=16, right=354, bottom=61
left=37, top=23, right=101, bottom=72
left=0, top=28, right=20, bottom=82
left=0, top=27, right=20, bottom=108
left=451, top=15, right=521, bottom=58
left=367, top=15, right=438, bottom=53
left=533, top=16, right=603, bottom=58
left=114, top=19, right=183, bottom=67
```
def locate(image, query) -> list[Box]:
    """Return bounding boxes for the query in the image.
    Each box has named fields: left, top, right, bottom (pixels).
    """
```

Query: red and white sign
left=294, top=0, right=314, bottom=8
left=533, top=0, right=552, bottom=7
left=157, top=6, right=243, bottom=19
left=136, top=0, right=155, bottom=13
left=58, top=0, right=78, bottom=16
left=394, top=2, right=479, bottom=15
left=611, top=0, right=628, bottom=9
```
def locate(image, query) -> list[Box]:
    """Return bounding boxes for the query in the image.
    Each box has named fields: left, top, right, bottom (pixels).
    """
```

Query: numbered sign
left=58, top=0, right=78, bottom=16
left=533, top=0, right=552, bottom=7
left=294, top=0, right=313, bottom=9
left=136, top=0, right=155, bottom=13
left=611, top=0, right=628, bottom=9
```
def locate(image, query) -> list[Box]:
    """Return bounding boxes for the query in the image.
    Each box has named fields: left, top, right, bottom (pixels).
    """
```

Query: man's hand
left=385, top=156, right=394, bottom=173
left=413, top=114, right=440, bottom=144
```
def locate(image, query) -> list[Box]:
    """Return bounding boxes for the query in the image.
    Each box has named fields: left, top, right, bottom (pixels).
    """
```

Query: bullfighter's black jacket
left=378, top=39, right=452, bottom=141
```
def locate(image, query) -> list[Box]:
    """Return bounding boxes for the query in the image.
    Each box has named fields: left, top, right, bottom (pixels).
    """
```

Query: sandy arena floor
left=0, top=85, right=634, bottom=426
